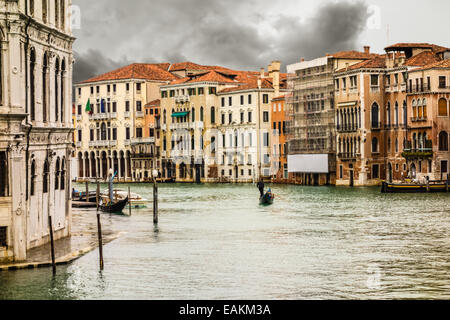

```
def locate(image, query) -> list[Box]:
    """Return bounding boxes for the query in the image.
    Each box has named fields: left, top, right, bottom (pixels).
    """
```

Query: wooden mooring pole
left=96, top=180, right=100, bottom=211
left=153, top=179, right=158, bottom=225
left=85, top=181, right=89, bottom=203
left=97, top=210, right=104, bottom=271
left=128, top=186, right=132, bottom=216
left=48, top=215, right=56, bottom=275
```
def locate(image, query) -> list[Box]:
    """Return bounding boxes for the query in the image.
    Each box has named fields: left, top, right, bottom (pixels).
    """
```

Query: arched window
left=423, top=98, right=427, bottom=119
left=42, top=52, right=48, bottom=123
left=55, top=157, right=60, bottom=190
left=395, top=101, right=399, bottom=126
left=60, top=0, right=65, bottom=29
left=371, top=103, right=379, bottom=128
left=191, top=107, right=195, bottom=122
left=403, top=100, right=407, bottom=125
left=43, top=160, right=49, bottom=194
left=386, top=102, right=391, bottom=126
left=42, top=0, right=48, bottom=23
left=30, top=160, right=36, bottom=196
left=372, top=137, right=378, bottom=153
left=55, top=0, right=59, bottom=27
left=60, top=157, right=66, bottom=190
left=55, top=58, right=60, bottom=122
left=438, top=98, right=448, bottom=116
left=439, top=131, right=449, bottom=151
left=101, top=123, right=107, bottom=140
left=211, top=106, right=215, bottom=124
left=412, top=100, right=417, bottom=118
left=30, top=48, right=36, bottom=121
left=61, top=59, right=65, bottom=123
left=191, top=135, right=195, bottom=150
left=78, top=152, right=83, bottom=178
left=417, top=99, right=423, bottom=119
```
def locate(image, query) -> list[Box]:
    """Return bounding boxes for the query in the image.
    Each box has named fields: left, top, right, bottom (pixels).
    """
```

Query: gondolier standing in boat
left=257, top=179, right=265, bottom=198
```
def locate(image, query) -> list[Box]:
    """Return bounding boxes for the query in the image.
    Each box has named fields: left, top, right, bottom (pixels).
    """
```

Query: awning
left=171, top=112, right=189, bottom=118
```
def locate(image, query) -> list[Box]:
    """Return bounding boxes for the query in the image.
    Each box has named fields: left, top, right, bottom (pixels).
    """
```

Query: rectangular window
left=0, top=227, right=7, bottom=247
left=126, top=83, right=130, bottom=91
left=136, top=83, right=142, bottom=91
left=198, top=87, right=204, bottom=95
left=439, top=76, right=446, bottom=89
left=90, top=129, right=94, bottom=141
left=126, top=128, right=130, bottom=140
left=248, top=111, right=252, bottom=123
left=149, top=128, right=154, bottom=137
left=221, top=97, right=225, bottom=107
left=0, top=152, right=8, bottom=197
left=263, top=94, right=269, bottom=104
left=136, top=128, right=143, bottom=138
left=240, top=112, right=244, bottom=123
left=136, top=101, right=142, bottom=112
left=96, top=86, right=100, bottom=94
left=78, top=88, right=81, bottom=96
left=209, top=87, right=216, bottom=95
left=125, top=101, right=130, bottom=112
left=221, top=114, right=225, bottom=125
left=107, top=85, right=111, bottom=93
left=77, top=105, right=82, bottom=115
left=113, top=84, right=116, bottom=92
left=112, top=128, right=117, bottom=140
left=112, top=102, right=117, bottom=113
left=229, top=97, right=232, bottom=106
left=371, top=75, right=379, bottom=86
left=372, top=164, right=379, bottom=179
left=240, top=95, right=244, bottom=105
left=78, top=130, right=82, bottom=141
left=442, top=160, right=448, bottom=173
left=342, top=78, right=347, bottom=89
left=263, top=132, right=269, bottom=147
left=263, top=111, right=269, bottom=122
left=248, top=95, right=252, bottom=104
left=340, top=165, right=343, bottom=179
left=229, top=113, right=232, bottom=124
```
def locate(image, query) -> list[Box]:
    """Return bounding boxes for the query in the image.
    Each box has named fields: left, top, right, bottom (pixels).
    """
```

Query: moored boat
left=100, top=196, right=129, bottom=214
left=101, top=189, right=150, bottom=208
left=381, top=180, right=450, bottom=193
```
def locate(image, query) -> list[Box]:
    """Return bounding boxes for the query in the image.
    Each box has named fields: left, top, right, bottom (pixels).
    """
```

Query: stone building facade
left=0, top=0, right=74, bottom=262
left=335, top=43, right=450, bottom=186
left=73, top=63, right=177, bottom=182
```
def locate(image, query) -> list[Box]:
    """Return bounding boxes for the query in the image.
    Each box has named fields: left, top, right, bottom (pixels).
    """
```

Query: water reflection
left=1, top=183, right=450, bottom=300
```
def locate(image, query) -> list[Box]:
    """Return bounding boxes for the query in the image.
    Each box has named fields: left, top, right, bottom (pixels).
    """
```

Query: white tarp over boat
left=288, top=154, right=329, bottom=173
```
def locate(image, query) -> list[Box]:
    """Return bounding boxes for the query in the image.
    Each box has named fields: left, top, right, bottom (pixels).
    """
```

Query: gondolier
left=257, top=179, right=265, bottom=198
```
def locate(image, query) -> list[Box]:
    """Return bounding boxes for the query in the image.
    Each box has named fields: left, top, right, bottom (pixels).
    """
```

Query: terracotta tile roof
left=412, top=59, right=450, bottom=72
left=168, top=62, right=206, bottom=72
left=331, top=50, right=377, bottom=60
left=336, top=55, right=386, bottom=72
left=404, top=51, right=441, bottom=67
left=166, top=70, right=241, bottom=86
left=385, top=43, right=450, bottom=53
left=218, top=77, right=274, bottom=93
left=145, top=99, right=160, bottom=108
left=79, top=63, right=179, bottom=84
left=272, top=95, right=287, bottom=101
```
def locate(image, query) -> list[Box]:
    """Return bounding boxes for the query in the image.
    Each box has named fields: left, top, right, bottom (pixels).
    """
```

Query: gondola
left=100, top=197, right=129, bottom=214
left=260, top=191, right=275, bottom=205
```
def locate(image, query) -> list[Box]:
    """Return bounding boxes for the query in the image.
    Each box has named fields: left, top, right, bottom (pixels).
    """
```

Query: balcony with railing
left=337, top=124, right=359, bottom=133
left=338, top=152, right=360, bottom=161
left=175, top=95, right=190, bottom=104
left=131, top=137, right=155, bottom=144
left=407, top=84, right=431, bottom=93
left=371, top=122, right=382, bottom=130
left=402, top=140, right=433, bottom=158
left=135, top=111, right=145, bottom=118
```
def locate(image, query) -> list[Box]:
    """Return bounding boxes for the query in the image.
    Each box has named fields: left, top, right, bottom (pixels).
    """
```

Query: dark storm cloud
left=73, top=0, right=370, bottom=81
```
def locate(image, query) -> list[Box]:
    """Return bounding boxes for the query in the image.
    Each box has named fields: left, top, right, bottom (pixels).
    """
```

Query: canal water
left=1, top=183, right=449, bottom=300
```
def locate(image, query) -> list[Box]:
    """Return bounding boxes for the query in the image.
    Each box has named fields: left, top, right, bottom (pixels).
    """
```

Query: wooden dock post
left=85, top=181, right=89, bottom=203
left=446, top=174, right=449, bottom=192
left=48, top=215, right=56, bottom=275
left=96, top=180, right=100, bottom=211
left=128, top=186, right=132, bottom=216
left=97, top=210, right=104, bottom=271
left=153, top=180, right=158, bottom=224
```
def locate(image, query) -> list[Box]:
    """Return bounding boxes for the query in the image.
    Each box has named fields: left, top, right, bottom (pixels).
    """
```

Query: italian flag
left=85, top=98, right=92, bottom=114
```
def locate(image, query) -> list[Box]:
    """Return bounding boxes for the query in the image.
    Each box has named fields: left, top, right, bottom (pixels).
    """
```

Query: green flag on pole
left=85, top=98, right=92, bottom=114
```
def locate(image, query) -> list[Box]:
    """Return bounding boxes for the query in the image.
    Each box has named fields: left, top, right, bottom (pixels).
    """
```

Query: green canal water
left=1, top=183, right=450, bottom=300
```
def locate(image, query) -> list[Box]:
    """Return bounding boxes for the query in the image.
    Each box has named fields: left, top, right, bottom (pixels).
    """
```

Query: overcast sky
left=72, top=0, right=450, bottom=83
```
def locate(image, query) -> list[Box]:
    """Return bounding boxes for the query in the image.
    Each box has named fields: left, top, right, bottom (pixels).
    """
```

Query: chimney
left=364, top=46, right=370, bottom=54
left=260, top=67, right=265, bottom=78
left=271, top=61, right=281, bottom=96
